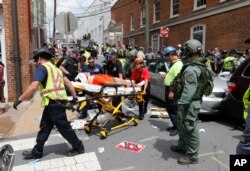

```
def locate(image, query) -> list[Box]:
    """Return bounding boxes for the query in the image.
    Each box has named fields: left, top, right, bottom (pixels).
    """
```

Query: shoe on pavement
left=67, top=148, right=85, bottom=157
left=22, top=151, right=42, bottom=160
left=166, top=126, right=175, bottom=132
left=170, top=145, right=186, bottom=155
left=177, top=156, right=199, bottom=165
left=169, top=129, right=178, bottom=136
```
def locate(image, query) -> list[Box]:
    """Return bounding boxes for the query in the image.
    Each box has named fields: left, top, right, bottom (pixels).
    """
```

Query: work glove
left=13, top=100, right=22, bottom=110
left=71, top=97, right=78, bottom=103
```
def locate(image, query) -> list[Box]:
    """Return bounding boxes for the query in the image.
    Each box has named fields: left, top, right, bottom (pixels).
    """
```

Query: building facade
left=74, top=0, right=117, bottom=49
left=112, top=0, right=250, bottom=52
left=2, top=0, right=46, bottom=101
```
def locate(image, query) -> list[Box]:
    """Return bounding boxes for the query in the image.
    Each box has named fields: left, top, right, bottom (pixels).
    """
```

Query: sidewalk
left=0, top=92, right=76, bottom=139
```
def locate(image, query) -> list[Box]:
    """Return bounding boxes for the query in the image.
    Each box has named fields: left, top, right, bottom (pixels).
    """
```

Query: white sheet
left=71, top=82, right=142, bottom=95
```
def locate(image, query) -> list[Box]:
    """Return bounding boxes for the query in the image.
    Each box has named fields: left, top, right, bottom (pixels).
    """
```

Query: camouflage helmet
left=183, top=39, right=202, bottom=54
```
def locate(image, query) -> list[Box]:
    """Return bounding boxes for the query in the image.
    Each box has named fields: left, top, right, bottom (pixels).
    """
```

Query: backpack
left=171, top=62, right=214, bottom=100
left=195, top=63, right=214, bottom=97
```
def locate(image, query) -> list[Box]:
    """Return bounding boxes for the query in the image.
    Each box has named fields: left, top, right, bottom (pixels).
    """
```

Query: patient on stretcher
left=75, top=73, right=145, bottom=87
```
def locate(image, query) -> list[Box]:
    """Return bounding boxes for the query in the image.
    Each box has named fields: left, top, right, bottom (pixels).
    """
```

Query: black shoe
left=169, top=129, right=178, bottom=136
left=22, top=151, right=42, bottom=160
left=166, top=126, right=175, bottom=132
left=67, top=148, right=85, bottom=157
left=178, top=156, right=199, bottom=165
left=78, top=113, right=88, bottom=119
left=170, top=145, right=186, bottom=155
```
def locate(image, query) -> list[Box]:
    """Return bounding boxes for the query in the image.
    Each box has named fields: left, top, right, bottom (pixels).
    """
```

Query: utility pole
left=53, top=0, right=56, bottom=45
left=145, top=0, right=149, bottom=53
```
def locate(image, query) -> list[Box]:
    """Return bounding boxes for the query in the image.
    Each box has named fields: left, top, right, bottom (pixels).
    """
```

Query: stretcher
left=70, top=80, right=144, bottom=139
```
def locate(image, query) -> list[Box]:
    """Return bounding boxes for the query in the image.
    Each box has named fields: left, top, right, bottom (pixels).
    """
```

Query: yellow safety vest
left=39, top=62, right=68, bottom=106
left=243, top=86, right=250, bottom=120
left=84, top=51, right=91, bottom=61
left=224, top=56, right=235, bottom=71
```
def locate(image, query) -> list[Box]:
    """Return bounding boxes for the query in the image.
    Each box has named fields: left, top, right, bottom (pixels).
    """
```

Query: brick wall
left=112, top=0, right=250, bottom=51
left=3, top=0, right=31, bottom=101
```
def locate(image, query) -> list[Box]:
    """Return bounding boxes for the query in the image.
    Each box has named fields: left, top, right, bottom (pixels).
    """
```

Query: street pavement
left=0, top=95, right=243, bottom=171
left=0, top=56, right=243, bottom=170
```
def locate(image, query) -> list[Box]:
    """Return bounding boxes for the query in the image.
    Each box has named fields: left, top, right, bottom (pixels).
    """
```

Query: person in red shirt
left=131, top=57, right=151, bottom=120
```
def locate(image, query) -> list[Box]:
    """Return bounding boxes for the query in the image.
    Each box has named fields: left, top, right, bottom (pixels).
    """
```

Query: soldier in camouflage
left=170, top=39, right=204, bottom=165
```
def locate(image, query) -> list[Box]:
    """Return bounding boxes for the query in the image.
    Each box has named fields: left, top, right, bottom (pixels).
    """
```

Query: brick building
left=2, top=0, right=46, bottom=101
left=111, top=0, right=250, bottom=53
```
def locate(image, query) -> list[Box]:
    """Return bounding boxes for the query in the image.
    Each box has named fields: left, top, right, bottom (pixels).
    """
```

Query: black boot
left=138, top=103, right=144, bottom=120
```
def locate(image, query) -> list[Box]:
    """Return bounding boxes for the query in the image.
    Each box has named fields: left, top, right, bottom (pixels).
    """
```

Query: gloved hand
left=13, top=100, right=22, bottom=110
left=71, top=97, right=78, bottom=103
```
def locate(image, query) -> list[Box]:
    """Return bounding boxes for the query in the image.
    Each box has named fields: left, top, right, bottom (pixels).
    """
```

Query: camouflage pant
left=177, top=101, right=201, bottom=160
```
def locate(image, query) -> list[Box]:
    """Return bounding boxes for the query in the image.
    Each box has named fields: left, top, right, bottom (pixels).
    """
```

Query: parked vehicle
left=222, top=57, right=250, bottom=122
left=148, top=59, right=228, bottom=114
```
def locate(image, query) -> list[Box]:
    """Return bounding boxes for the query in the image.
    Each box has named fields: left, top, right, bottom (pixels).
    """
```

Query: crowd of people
left=10, top=39, right=250, bottom=164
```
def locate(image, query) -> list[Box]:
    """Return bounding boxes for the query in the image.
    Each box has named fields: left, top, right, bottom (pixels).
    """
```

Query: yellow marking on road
left=211, top=157, right=229, bottom=170
left=109, top=166, right=135, bottom=171
left=139, top=136, right=159, bottom=142
left=198, top=150, right=225, bottom=157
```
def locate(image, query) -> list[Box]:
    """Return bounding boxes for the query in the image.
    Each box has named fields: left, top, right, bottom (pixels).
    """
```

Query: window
left=154, top=0, right=160, bottom=23
left=194, top=0, right=206, bottom=11
left=243, top=64, right=250, bottom=77
left=191, top=25, right=206, bottom=51
left=141, top=7, right=145, bottom=27
left=171, top=0, right=179, bottom=18
left=130, top=14, right=134, bottom=31
left=151, top=34, right=159, bottom=52
left=99, top=25, right=102, bottom=33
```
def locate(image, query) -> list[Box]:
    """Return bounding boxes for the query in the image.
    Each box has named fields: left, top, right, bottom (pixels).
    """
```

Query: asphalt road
left=1, top=97, right=242, bottom=171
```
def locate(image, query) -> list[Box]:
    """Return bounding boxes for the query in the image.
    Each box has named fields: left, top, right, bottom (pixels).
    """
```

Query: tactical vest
left=224, top=56, right=235, bottom=71
left=171, top=62, right=213, bottom=100
left=243, top=86, right=250, bottom=120
left=39, top=62, right=67, bottom=106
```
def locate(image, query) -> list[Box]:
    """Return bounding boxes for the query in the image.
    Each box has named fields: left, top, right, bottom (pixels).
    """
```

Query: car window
left=242, top=63, right=250, bottom=77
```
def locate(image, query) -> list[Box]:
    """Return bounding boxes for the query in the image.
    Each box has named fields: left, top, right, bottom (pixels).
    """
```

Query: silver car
left=148, top=59, right=229, bottom=114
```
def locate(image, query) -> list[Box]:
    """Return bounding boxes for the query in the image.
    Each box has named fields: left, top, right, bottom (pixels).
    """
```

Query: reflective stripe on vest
left=39, top=62, right=67, bottom=106
left=243, top=86, right=250, bottom=120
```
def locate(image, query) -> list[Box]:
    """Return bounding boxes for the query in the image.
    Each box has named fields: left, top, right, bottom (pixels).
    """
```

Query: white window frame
left=170, top=0, right=179, bottom=19
left=193, top=0, right=206, bottom=11
left=153, top=0, right=160, bottom=23
left=140, top=7, right=145, bottom=28
left=130, top=14, right=134, bottom=31
left=190, top=24, right=206, bottom=52
left=151, top=34, right=160, bottom=52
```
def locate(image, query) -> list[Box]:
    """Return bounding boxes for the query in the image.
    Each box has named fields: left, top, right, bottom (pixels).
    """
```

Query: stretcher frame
left=73, top=84, right=144, bottom=139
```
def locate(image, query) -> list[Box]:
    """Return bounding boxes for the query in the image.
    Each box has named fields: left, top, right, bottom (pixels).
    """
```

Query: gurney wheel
left=134, top=118, right=139, bottom=126
left=84, top=124, right=92, bottom=134
left=99, top=129, right=107, bottom=139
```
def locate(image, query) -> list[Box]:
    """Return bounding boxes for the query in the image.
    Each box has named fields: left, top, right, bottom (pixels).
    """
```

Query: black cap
left=33, top=47, right=54, bottom=61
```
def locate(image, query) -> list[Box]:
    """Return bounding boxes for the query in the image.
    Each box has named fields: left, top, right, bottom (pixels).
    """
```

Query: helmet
left=134, top=57, right=144, bottom=64
left=163, top=46, right=176, bottom=56
left=33, top=47, right=54, bottom=61
left=75, top=73, right=88, bottom=83
left=183, top=39, right=202, bottom=54
left=129, top=49, right=138, bottom=57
